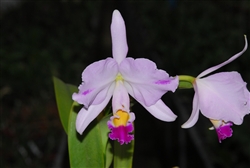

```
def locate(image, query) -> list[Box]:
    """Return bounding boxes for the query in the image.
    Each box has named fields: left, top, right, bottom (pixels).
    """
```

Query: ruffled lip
left=107, top=121, right=134, bottom=145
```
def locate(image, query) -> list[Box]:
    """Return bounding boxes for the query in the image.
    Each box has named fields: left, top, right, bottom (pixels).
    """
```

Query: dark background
left=1, top=1, right=250, bottom=167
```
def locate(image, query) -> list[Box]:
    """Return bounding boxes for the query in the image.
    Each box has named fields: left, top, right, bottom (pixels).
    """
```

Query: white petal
left=120, top=58, right=178, bottom=107
left=142, top=99, right=177, bottom=122
left=198, top=36, right=248, bottom=78
left=112, top=80, right=130, bottom=113
left=72, top=58, right=118, bottom=108
left=182, top=92, right=200, bottom=128
left=196, top=72, right=249, bottom=125
left=111, top=10, right=128, bottom=64
left=76, top=83, right=114, bottom=134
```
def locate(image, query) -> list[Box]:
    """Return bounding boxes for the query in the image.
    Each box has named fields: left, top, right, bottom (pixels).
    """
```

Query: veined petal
left=198, top=36, right=248, bottom=78
left=76, top=84, right=114, bottom=134
left=72, top=58, right=118, bottom=108
left=112, top=80, right=130, bottom=113
left=120, top=57, right=179, bottom=106
left=182, top=91, right=200, bottom=128
left=196, top=72, right=250, bottom=125
left=142, top=99, right=177, bottom=122
left=111, top=10, right=128, bottom=64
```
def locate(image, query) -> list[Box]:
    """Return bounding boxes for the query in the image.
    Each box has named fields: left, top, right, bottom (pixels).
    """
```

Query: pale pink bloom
left=182, top=36, right=249, bottom=142
left=72, top=10, right=178, bottom=144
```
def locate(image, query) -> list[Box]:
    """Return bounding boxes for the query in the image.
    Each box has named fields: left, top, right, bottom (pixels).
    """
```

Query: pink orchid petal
left=76, top=85, right=114, bottom=134
left=112, top=80, right=130, bottom=113
left=142, top=99, right=177, bottom=122
left=182, top=91, right=200, bottom=128
left=72, top=58, right=118, bottom=108
left=196, top=72, right=250, bottom=125
left=198, top=36, right=248, bottom=78
left=120, top=57, right=179, bottom=106
left=111, top=10, right=128, bottom=64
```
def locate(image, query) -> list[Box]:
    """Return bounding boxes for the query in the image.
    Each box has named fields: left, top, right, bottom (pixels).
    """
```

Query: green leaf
left=113, top=126, right=135, bottom=168
left=53, top=76, right=78, bottom=133
left=178, top=80, right=193, bottom=89
left=105, top=141, right=113, bottom=168
left=98, top=113, right=114, bottom=168
left=98, top=114, right=112, bottom=155
left=68, top=102, right=111, bottom=168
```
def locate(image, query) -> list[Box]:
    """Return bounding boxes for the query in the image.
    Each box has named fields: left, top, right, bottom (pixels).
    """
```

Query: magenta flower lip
left=108, top=121, right=134, bottom=145
left=215, top=122, right=233, bottom=143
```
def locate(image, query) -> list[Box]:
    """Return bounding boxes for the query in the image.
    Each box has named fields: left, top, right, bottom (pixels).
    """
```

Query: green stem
left=178, top=75, right=195, bottom=82
left=178, top=75, right=196, bottom=89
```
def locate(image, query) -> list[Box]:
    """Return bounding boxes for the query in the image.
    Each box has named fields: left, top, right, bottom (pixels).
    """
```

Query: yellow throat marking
left=113, top=110, right=129, bottom=127
left=115, top=73, right=124, bottom=82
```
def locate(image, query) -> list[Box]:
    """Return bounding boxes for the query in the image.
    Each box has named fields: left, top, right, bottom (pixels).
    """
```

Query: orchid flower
left=72, top=10, right=178, bottom=145
left=179, top=36, right=249, bottom=142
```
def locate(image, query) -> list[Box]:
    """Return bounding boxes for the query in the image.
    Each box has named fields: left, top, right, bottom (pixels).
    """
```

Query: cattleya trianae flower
left=72, top=10, right=178, bottom=144
left=179, top=36, right=249, bottom=142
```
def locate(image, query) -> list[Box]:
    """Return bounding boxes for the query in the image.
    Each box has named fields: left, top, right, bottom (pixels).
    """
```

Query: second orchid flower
left=179, top=36, right=249, bottom=142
